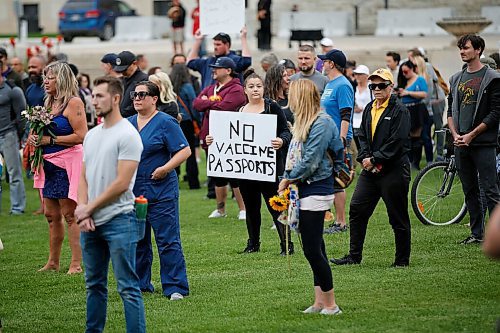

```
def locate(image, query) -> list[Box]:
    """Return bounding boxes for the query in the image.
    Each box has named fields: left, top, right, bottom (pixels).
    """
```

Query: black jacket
left=121, top=69, right=148, bottom=118
left=357, top=94, right=411, bottom=169
left=263, top=98, right=291, bottom=178
left=447, top=67, right=500, bottom=147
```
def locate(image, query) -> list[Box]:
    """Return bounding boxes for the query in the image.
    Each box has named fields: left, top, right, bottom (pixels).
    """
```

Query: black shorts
left=213, top=177, right=240, bottom=188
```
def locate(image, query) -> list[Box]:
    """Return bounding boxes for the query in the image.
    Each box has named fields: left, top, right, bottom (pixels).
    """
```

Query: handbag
left=177, top=95, right=200, bottom=136
left=332, top=149, right=355, bottom=188
left=327, top=134, right=355, bottom=189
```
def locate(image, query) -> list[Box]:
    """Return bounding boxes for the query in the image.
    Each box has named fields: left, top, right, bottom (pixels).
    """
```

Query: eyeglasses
left=42, top=76, right=56, bottom=81
left=368, top=82, right=391, bottom=90
left=130, top=91, right=150, bottom=100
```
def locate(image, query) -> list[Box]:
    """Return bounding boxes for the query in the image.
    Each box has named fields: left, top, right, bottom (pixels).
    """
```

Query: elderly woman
left=31, top=61, right=88, bottom=274
left=129, top=81, right=191, bottom=300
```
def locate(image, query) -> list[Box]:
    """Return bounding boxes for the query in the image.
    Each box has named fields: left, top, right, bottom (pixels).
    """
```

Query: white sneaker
left=238, top=210, right=246, bottom=220
left=170, top=292, right=184, bottom=301
left=0, top=238, right=3, bottom=251
left=208, top=210, right=227, bottom=218
left=320, top=306, right=342, bottom=315
left=302, top=306, right=321, bottom=314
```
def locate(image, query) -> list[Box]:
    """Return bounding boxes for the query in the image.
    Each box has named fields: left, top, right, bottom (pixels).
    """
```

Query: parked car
left=58, top=0, right=137, bottom=42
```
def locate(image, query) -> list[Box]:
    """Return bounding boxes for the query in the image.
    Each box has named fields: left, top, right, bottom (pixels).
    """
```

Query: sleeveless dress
left=42, top=113, right=74, bottom=199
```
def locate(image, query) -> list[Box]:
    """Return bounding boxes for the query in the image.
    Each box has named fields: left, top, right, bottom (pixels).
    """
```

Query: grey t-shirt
left=83, top=119, right=143, bottom=226
left=290, top=70, right=329, bottom=95
left=0, top=82, right=26, bottom=135
left=458, top=66, right=487, bottom=133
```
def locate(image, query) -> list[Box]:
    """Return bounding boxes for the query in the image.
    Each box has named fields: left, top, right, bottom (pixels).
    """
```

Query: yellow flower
left=269, top=195, right=288, bottom=212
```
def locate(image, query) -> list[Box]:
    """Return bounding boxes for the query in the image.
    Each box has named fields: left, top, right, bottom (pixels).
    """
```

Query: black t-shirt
left=458, top=66, right=487, bottom=133
left=171, top=5, right=185, bottom=28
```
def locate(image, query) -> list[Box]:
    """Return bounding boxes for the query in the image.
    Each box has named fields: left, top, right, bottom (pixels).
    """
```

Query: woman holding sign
left=278, top=79, right=343, bottom=315
left=206, top=71, right=292, bottom=255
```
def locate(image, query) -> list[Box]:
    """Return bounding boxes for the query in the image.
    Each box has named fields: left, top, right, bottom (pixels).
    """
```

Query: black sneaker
left=330, top=254, right=361, bottom=265
left=240, top=240, right=260, bottom=254
left=459, top=236, right=483, bottom=245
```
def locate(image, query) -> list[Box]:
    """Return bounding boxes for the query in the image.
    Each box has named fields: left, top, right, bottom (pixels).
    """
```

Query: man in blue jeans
left=75, top=76, right=145, bottom=333
left=0, top=61, right=26, bottom=215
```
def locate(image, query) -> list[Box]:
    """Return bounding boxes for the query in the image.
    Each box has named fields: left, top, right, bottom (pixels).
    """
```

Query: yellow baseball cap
left=368, top=68, right=394, bottom=84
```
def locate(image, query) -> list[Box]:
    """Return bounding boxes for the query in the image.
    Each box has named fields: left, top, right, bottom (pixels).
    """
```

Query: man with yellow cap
left=331, top=68, right=412, bottom=267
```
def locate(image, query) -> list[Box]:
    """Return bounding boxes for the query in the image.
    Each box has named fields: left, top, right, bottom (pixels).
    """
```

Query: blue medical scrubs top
left=129, top=112, right=189, bottom=202
left=320, top=75, right=354, bottom=141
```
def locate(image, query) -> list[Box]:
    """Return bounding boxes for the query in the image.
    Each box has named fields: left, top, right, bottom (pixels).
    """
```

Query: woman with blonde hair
left=149, top=71, right=180, bottom=121
left=278, top=79, right=343, bottom=315
left=29, top=61, right=88, bottom=273
left=413, top=55, right=435, bottom=164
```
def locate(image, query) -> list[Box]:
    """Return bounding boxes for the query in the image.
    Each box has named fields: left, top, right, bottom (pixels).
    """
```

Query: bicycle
left=410, top=130, right=467, bottom=226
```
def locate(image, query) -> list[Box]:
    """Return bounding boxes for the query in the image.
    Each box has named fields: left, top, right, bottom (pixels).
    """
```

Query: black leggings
left=299, top=209, right=333, bottom=292
left=239, top=179, right=291, bottom=246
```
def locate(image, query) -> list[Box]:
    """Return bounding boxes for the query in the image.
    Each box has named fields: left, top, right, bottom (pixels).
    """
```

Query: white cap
left=320, top=37, right=334, bottom=47
left=417, top=46, right=426, bottom=57
left=353, top=64, right=370, bottom=75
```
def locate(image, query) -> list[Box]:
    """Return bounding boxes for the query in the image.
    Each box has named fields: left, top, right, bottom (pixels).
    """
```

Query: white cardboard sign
left=207, top=111, right=277, bottom=182
left=200, top=0, right=245, bottom=36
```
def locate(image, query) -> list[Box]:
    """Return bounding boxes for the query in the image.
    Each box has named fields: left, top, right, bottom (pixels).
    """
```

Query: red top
left=191, top=6, right=200, bottom=36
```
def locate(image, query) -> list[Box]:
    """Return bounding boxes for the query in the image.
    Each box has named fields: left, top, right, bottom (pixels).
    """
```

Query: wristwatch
left=50, top=137, right=56, bottom=145
left=370, top=157, right=375, bottom=165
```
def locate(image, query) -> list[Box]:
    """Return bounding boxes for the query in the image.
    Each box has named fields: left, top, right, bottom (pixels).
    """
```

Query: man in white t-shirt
left=75, top=76, right=145, bottom=333
left=353, top=64, right=372, bottom=160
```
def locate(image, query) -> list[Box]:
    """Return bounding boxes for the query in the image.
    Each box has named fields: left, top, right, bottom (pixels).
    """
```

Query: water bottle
left=135, top=195, right=148, bottom=221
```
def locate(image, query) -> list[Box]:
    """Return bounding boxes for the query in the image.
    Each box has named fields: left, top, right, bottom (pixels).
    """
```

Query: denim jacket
left=283, top=112, right=343, bottom=184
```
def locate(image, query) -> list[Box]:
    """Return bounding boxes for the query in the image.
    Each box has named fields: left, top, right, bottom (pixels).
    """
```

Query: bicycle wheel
left=411, top=161, right=467, bottom=226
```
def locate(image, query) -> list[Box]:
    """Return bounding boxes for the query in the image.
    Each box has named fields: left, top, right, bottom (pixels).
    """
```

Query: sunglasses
left=368, top=82, right=391, bottom=90
left=42, top=75, right=56, bottom=81
left=130, top=91, right=150, bottom=100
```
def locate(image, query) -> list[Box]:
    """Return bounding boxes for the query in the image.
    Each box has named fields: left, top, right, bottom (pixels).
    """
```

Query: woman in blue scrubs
left=129, top=81, right=191, bottom=300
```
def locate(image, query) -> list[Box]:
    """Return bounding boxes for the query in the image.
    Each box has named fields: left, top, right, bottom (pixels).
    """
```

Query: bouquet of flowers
left=21, top=106, right=54, bottom=171
left=269, top=186, right=299, bottom=271
left=269, top=186, right=299, bottom=232
left=269, top=187, right=290, bottom=213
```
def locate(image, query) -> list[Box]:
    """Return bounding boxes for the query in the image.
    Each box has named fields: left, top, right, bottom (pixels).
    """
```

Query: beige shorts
left=172, top=28, right=184, bottom=43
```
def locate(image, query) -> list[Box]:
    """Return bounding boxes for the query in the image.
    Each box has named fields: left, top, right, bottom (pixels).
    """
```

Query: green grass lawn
left=0, top=160, right=499, bottom=333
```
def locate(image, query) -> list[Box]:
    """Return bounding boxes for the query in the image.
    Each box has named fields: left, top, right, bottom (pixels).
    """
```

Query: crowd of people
left=1, top=26, right=500, bottom=331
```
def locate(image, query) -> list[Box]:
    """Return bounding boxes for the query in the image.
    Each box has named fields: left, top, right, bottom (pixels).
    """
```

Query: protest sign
left=207, top=111, right=277, bottom=182
left=200, top=0, right=245, bottom=36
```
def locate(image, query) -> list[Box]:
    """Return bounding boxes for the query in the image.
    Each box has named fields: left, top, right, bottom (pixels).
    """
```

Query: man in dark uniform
left=331, top=68, right=412, bottom=267
left=113, top=51, right=148, bottom=117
